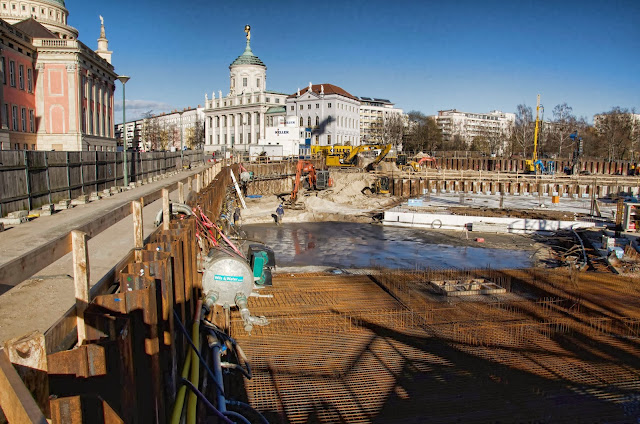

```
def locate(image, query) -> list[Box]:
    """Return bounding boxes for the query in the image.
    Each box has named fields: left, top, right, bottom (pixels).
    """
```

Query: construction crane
left=525, top=94, right=543, bottom=174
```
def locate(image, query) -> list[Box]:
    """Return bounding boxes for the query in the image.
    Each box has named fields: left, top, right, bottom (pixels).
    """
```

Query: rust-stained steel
left=230, top=269, right=640, bottom=423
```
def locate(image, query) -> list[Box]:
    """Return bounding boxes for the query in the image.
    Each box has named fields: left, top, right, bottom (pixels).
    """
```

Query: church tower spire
left=95, top=15, right=113, bottom=64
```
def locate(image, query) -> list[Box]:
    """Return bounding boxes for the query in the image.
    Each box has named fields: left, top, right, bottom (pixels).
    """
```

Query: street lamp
left=179, top=110, right=184, bottom=168
left=117, top=75, right=130, bottom=187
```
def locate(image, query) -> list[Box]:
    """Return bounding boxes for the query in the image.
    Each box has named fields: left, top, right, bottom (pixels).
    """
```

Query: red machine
left=290, top=160, right=317, bottom=202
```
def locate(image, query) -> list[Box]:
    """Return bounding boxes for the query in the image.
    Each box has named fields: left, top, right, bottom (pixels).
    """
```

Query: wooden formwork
left=0, top=160, right=247, bottom=423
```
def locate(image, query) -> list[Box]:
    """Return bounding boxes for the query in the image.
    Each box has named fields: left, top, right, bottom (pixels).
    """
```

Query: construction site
left=1, top=147, right=640, bottom=423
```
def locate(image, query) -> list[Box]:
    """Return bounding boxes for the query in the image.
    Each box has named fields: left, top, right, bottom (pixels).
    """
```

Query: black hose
left=223, top=410, right=252, bottom=424
left=180, top=378, right=234, bottom=424
left=227, top=399, right=270, bottom=424
left=173, top=309, right=225, bottom=396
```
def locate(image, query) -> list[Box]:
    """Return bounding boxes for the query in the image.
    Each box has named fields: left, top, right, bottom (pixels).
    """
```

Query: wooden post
left=187, top=176, right=192, bottom=194
left=72, top=230, right=90, bottom=346
left=133, top=201, right=144, bottom=263
left=196, top=173, right=202, bottom=193
left=178, top=181, right=184, bottom=204
left=162, top=188, right=170, bottom=231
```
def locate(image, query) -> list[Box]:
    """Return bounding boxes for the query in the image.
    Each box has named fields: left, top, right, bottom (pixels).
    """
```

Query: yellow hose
left=187, top=300, right=203, bottom=424
left=170, top=348, right=192, bottom=424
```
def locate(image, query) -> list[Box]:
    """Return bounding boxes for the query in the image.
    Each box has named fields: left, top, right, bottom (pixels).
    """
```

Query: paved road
left=0, top=164, right=209, bottom=345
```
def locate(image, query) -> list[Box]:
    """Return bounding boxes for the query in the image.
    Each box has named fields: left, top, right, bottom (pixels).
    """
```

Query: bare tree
left=404, top=111, right=443, bottom=153
left=382, top=113, right=404, bottom=148
left=550, top=103, right=577, bottom=158
left=511, top=104, right=534, bottom=157
left=595, top=107, right=638, bottom=161
left=141, top=111, right=162, bottom=151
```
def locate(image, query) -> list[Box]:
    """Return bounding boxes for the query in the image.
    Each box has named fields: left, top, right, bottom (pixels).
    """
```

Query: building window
left=328, top=103, right=332, bottom=108
left=18, top=65, right=24, bottom=90
left=307, top=117, right=311, bottom=127
left=299, top=105, right=303, bottom=110
left=31, top=144, right=35, bottom=150
left=327, top=135, right=331, bottom=145
left=12, top=105, right=17, bottom=130
left=21, top=108, right=26, bottom=131
left=82, top=107, right=86, bottom=132
left=307, top=104, right=311, bottom=109
left=1, top=58, right=5, bottom=84
left=315, top=135, right=319, bottom=144
left=242, top=77, right=247, bottom=87
left=299, top=117, right=303, bottom=127
left=315, top=116, right=319, bottom=126
left=9, top=61, right=15, bottom=87
left=256, top=78, right=260, bottom=88
left=216, top=116, right=220, bottom=127
left=266, top=97, right=270, bottom=103
left=26, top=68, right=32, bottom=92
left=290, top=105, right=293, bottom=111
left=316, top=104, right=319, bottom=109
left=276, top=98, right=280, bottom=104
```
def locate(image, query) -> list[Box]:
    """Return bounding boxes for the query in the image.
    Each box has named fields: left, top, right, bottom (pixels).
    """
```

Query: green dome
left=230, top=41, right=265, bottom=67
left=42, top=0, right=66, bottom=7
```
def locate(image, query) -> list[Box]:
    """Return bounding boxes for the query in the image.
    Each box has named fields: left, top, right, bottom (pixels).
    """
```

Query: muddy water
left=242, top=222, right=532, bottom=270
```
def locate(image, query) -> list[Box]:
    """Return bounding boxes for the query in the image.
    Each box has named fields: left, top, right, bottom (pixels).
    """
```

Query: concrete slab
left=7, top=210, right=28, bottom=219
left=0, top=217, right=27, bottom=225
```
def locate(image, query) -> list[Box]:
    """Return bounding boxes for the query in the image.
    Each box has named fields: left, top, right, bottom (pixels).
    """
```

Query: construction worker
left=233, top=207, right=241, bottom=227
left=276, top=204, right=284, bottom=225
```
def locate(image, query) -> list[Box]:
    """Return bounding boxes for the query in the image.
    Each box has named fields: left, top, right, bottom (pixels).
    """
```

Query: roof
left=266, top=106, right=286, bottom=114
left=359, top=96, right=393, bottom=105
left=230, top=40, right=265, bottom=67
left=288, top=84, right=358, bottom=101
left=13, top=18, right=57, bottom=39
left=41, top=0, right=66, bottom=7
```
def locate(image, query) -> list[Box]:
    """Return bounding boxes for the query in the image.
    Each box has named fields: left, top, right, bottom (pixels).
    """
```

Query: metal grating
left=230, top=269, right=640, bottom=423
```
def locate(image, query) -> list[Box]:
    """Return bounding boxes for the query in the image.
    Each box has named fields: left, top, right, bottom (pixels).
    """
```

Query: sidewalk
left=0, top=164, right=210, bottom=345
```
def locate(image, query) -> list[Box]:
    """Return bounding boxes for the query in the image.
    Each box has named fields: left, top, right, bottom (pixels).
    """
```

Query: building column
left=250, top=112, right=255, bottom=144
left=226, top=114, right=231, bottom=147
left=259, top=109, right=264, bottom=142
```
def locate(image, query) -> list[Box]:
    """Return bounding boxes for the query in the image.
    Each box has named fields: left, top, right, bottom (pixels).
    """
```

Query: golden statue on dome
left=244, top=25, right=251, bottom=42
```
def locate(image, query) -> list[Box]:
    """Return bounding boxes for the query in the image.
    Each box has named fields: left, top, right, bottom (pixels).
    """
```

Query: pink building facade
left=0, top=0, right=117, bottom=151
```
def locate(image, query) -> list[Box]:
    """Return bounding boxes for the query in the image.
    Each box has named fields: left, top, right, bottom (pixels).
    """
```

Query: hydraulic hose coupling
left=235, top=293, right=253, bottom=333
left=204, top=291, right=219, bottom=310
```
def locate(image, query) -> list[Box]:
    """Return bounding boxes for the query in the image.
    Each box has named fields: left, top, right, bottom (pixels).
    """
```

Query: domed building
left=0, top=0, right=118, bottom=151
left=203, top=26, right=288, bottom=153
left=0, top=0, right=78, bottom=39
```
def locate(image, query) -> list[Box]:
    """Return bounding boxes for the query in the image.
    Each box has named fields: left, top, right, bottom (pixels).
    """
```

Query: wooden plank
left=162, top=188, right=170, bottom=231
left=0, top=349, right=47, bottom=424
left=50, top=395, right=125, bottom=424
left=3, top=332, right=49, bottom=416
left=72, top=230, right=91, bottom=345
left=178, top=181, right=184, bottom=204
left=132, top=200, right=144, bottom=261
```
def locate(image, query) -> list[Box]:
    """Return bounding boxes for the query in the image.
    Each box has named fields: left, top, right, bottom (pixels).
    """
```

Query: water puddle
left=241, top=222, right=532, bottom=270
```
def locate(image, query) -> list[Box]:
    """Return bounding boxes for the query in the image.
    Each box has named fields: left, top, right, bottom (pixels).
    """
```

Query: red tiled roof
left=288, top=84, right=358, bottom=101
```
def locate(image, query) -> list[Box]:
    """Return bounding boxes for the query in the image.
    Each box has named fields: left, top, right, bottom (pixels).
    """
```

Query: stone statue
left=218, top=90, right=222, bottom=99
left=244, top=25, right=251, bottom=42
left=205, top=93, right=208, bottom=102
left=308, top=82, right=312, bottom=92
left=320, top=85, right=324, bottom=94
left=297, top=88, right=300, bottom=96
left=100, top=15, right=104, bottom=25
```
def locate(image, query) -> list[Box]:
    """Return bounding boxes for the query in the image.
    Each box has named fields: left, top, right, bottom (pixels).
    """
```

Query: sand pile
left=239, top=171, right=399, bottom=225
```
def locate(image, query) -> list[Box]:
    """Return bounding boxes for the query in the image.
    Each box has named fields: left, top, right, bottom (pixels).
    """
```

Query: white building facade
left=358, top=96, right=404, bottom=144
left=285, top=83, right=360, bottom=146
left=435, top=109, right=515, bottom=153
left=203, top=26, right=287, bottom=153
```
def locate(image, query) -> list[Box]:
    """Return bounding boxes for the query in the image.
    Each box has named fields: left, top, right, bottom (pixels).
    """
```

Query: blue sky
left=66, top=0, right=639, bottom=123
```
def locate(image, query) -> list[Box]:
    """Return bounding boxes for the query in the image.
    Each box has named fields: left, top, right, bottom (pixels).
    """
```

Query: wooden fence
left=0, top=150, right=205, bottom=217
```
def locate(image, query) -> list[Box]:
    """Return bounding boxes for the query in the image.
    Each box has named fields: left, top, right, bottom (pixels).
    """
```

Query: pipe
left=180, top=378, right=234, bottom=424
left=186, top=300, right=203, bottom=424
left=227, top=399, right=270, bottom=424
left=211, top=336, right=227, bottom=413
left=154, top=202, right=193, bottom=227
left=170, top=346, right=192, bottom=424
left=172, top=309, right=224, bottom=395
left=223, top=410, right=252, bottom=424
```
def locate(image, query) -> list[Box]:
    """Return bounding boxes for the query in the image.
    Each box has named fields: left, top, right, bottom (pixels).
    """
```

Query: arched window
left=315, top=116, right=319, bottom=126
left=299, top=117, right=304, bottom=127
left=307, top=116, right=311, bottom=128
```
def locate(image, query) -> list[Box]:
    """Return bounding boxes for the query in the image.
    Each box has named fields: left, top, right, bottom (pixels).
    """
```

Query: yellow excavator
left=525, top=94, right=543, bottom=174
left=326, top=144, right=392, bottom=170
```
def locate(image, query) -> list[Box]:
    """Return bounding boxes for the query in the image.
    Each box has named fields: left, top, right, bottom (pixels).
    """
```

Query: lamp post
left=179, top=110, right=184, bottom=168
left=117, top=75, right=130, bottom=187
